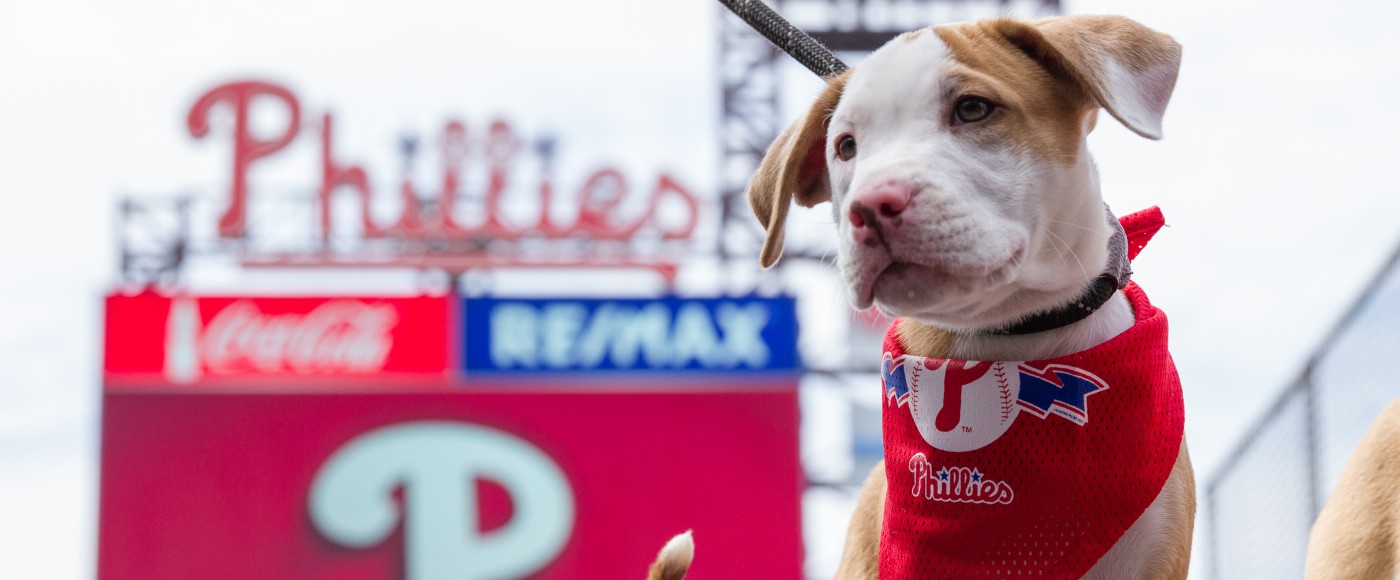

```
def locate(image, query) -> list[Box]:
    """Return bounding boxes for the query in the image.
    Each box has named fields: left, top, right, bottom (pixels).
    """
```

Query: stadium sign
left=100, top=292, right=804, bottom=578
left=187, top=80, right=699, bottom=247
left=103, top=293, right=450, bottom=387
left=461, top=296, right=800, bottom=374
left=98, top=390, right=802, bottom=579
left=309, top=421, right=575, bottom=579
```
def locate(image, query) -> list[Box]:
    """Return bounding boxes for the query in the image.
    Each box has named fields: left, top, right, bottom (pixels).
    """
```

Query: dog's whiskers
left=1047, top=218, right=1102, bottom=235
left=1044, top=228, right=1090, bottom=280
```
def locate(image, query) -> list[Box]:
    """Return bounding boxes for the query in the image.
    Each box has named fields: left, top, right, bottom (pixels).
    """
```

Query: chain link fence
left=1208, top=244, right=1400, bottom=579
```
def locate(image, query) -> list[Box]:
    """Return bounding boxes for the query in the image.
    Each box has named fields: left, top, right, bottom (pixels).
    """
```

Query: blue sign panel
left=461, top=296, right=798, bottom=374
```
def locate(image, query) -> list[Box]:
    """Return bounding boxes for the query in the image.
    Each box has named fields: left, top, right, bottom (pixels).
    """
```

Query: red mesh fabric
left=1121, top=206, right=1165, bottom=261
left=877, top=209, right=1183, bottom=578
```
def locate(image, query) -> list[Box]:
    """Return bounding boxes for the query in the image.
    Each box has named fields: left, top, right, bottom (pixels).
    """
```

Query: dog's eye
left=836, top=135, right=857, bottom=161
left=954, top=97, right=995, bottom=124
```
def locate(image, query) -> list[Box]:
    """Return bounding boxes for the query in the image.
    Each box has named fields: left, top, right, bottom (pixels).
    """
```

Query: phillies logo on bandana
left=908, top=453, right=1014, bottom=505
left=881, top=354, right=1109, bottom=452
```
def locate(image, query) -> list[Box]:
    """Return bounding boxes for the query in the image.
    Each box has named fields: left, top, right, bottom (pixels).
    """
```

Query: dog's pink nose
left=848, top=182, right=913, bottom=230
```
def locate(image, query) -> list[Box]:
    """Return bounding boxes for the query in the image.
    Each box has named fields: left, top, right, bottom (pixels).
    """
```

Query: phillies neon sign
left=187, top=81, right=699, bottom=242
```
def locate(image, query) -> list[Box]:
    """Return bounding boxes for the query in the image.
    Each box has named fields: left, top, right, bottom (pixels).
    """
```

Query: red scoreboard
left=100, top=293, right=803, bottom=579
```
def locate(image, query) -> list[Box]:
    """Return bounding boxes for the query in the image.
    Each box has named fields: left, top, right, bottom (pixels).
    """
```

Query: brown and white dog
left=650, top=14, right=1193, bottom=579
left=1306, top=398, right=1400, bottom=578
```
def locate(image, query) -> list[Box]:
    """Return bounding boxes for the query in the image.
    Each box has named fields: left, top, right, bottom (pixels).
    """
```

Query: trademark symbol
left=961, top=426, right=972, bottom=433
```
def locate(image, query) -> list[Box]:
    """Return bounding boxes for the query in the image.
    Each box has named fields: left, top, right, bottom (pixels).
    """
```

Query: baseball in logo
left=882, top=354, right=1109, bottom=452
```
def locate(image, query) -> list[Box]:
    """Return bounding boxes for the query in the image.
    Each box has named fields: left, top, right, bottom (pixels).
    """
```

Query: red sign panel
left=98, top=389, right=801, bottom=579
left=103, top=293, right=450, bottom=387
left=100, top=293, right=803, bottom=578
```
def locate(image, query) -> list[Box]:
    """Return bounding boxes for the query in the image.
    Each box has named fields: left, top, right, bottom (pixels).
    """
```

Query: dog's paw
left=646, top=530, right=694, bottom=580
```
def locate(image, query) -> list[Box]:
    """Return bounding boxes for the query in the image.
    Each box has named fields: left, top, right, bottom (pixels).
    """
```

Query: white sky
left=3, top=0, right=1399, bottom=578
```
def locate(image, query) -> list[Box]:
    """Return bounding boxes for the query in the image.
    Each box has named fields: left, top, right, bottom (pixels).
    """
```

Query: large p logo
left=309, top=422, right=574, bottom=580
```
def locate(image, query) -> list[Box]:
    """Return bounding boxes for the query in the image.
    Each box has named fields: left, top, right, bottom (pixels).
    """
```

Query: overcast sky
left=3, top=0, right=1399, bottom=578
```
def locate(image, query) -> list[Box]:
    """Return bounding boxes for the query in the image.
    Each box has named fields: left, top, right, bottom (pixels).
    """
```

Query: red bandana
left=877, top=208, right=1183, bottom=579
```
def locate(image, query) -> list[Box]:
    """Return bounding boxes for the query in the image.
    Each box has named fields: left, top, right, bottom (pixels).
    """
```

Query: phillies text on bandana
left=877, top=207, right=1185, bottom=579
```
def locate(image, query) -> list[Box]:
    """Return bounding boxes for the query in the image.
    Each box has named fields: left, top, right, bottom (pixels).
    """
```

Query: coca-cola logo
left=166, top=299, right=400, bottom=380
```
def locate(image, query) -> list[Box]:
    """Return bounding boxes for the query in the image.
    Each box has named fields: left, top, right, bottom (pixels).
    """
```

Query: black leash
left=716, top=0, right=848, bottom=77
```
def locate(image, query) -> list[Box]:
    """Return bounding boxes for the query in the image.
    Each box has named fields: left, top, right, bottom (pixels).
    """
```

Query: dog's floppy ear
left=994, top=15, right=1181, bottom=140
left=748, top=70, right=852, bottom=269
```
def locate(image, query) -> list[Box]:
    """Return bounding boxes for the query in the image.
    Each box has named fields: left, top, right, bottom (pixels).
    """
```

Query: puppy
left=652, top=14, right=1193, bottom=579
left=1306, top=398, right=1400, bottom=578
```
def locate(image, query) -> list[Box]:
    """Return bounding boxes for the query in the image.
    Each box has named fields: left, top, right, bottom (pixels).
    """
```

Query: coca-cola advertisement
left=103, top=293, right=451, bottom=387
